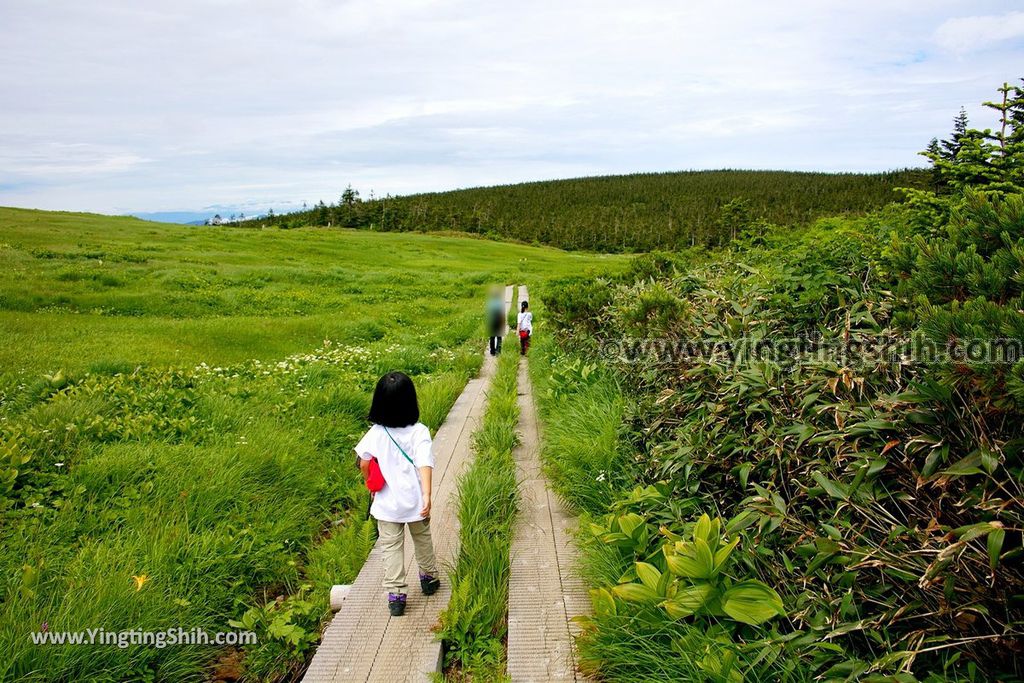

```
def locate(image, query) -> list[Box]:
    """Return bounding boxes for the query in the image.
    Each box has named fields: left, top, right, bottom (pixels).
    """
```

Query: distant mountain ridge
left=262, top=167, right=931, bottom=252
left=128, top=208, right=285, bottom=225
left=128, top=211, right=214, bottom=225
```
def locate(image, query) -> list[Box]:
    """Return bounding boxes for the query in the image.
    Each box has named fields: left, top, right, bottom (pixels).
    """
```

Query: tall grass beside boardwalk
left=526, top=295, right=812, bottom=682
left=437, top=345, right=520, bottom=680
left=523, top=296, right=636, bottom=592
left=526, top=333, right=628, bottom=516
left=0, top=354, right=478, bottom=683
left=505, top=285, right=518, bottom=332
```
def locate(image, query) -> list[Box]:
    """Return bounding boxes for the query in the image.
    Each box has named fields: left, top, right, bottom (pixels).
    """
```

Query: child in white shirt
left=517, top=300, right=533, bottom=355
left=356, top=371, right=441, bottom=616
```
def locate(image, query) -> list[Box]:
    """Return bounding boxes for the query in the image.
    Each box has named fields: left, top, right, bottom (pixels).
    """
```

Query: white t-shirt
left=517, top=311, right=533, bottom=333
left=355, top=423, right=434, bottom=523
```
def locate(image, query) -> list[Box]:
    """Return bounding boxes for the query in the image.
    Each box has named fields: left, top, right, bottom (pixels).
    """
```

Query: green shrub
left=538, top=276, right=615, bottom=336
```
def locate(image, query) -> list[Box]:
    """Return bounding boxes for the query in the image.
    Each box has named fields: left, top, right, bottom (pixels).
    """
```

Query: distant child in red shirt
left=516, top=300, right=533, bottom=355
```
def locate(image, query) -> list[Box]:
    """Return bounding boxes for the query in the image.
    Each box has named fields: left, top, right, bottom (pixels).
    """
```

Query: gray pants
left=377, top=518, right=439, bottom=593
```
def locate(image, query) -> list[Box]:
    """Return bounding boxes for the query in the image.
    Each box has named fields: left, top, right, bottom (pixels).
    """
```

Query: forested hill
left=266, top=168, right=929, bottom=252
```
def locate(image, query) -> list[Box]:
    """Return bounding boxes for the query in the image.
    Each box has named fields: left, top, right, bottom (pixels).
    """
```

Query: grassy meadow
left=0, top=207, right=619, bottom=377
left=0, top=207, right=623, bottom=682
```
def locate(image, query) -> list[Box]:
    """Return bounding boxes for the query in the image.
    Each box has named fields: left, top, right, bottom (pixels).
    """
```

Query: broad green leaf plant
left=601, top=513, right=785, bottom=627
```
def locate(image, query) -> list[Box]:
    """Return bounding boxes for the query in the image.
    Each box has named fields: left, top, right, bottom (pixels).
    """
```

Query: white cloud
left=0, top=142, right=148, bottom=176
left=934, top=10, right=1024, bottom=54
left=0, top=0, right=1021, bottom=214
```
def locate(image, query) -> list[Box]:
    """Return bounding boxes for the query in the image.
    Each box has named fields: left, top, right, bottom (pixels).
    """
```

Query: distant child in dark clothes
left=486, top=286, right=505, bottom=355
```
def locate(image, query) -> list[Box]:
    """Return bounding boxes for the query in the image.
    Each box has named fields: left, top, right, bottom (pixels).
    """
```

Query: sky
left=1, top=1, right=1022, bottom=217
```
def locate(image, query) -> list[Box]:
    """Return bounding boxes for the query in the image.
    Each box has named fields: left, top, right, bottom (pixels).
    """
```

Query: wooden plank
left=507, top=285, right=592, bottom=682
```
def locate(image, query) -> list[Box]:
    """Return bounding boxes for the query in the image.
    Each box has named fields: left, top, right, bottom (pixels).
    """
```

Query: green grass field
left=0, top=207, right=620, bottom=377
left=0, top=207, right=624, bottom=682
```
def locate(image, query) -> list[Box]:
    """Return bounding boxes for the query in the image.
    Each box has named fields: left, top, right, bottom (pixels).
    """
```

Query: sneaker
left=419, top=573, right=441, bottom=596
left=388, top=592, right=406, bottom=616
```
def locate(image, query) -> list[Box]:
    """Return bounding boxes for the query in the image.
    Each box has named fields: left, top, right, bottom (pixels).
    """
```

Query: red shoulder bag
left=364, top=428, right=416, bottom=493
left=366, top=457, right=385, bottom=492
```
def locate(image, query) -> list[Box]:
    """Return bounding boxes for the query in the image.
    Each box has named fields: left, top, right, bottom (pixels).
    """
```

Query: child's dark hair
left=520, top=300, right=529, bottom=311
left=368, top=371, right=420, bottom=427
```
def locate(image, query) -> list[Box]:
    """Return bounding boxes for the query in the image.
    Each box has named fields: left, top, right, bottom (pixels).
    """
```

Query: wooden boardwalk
left=301, top=285, right=513, bottom=683
left=302, top=284, right=590, bottom=682
left=507, top=285, right=591, bottom=682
